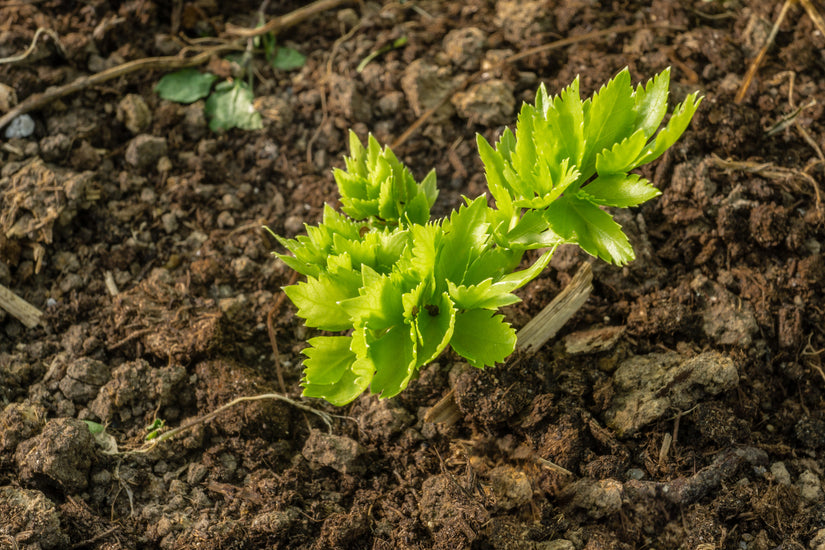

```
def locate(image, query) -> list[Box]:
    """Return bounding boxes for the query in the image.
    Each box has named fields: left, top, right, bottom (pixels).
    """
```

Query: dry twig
left=0, top=283, right=42, bottom=328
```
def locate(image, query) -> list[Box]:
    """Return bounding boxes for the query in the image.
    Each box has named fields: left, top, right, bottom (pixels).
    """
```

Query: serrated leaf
left=204, top=80, right=262, bottom=132
left=269, top=46, right=306, bottom=71
left=447, top=279, right=521, bottom=310
left=544, top=77, right=585, bottom=167
left=302, top=336, right=356, bottom=385
left=414, top=291, right=456, bottom=364
left=501, top=209, right=563, bottom=250
left=477, top=133, right=514, bottom=217
left=155, top=69, right=217, bottom=103
left=581, top=68, right=635, bottom=179
left=438, top=197, right=491, bottom=284
left=338, top=267, right=404, bottom=329
left=451, top=310, right=517, bottom=369
left=283, top=272, right=360, bottom=331
left=367, top=324, right=417, bottom=398
left=633, top=67, right=670, bottom=139
left=545, top=196, right=635, bottom=265
left=581, top=173, right=661, bottom=208
left=464, top=246, right=522, bottom=285
left=595, top=129, right=648, bottom=174
left=302, top=356, right=373, bottom=406
left=636, top=92, right=703, bottom=166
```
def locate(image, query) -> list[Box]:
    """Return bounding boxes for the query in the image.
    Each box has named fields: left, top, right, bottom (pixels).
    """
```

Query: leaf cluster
left=277, top=68, right=701, bottom=405
left=479, top=67, right=701, bottom=265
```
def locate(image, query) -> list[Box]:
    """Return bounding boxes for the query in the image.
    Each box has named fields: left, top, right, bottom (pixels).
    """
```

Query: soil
left=1, top=1, right=825, bottom=549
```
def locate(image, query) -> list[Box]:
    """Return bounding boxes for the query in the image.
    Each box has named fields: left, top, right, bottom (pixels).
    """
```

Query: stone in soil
left=603, top=350, right=739, bottom=436
left=14, top=417, right=96, bottom=493
left=452, top=79, right=515, bottom=126
left=125, top=134, right=168, bottom=171
left=302, top=430, right=364, bottom=475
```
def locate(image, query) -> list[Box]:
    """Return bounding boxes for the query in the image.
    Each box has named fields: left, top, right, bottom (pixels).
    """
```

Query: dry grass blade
left=0, top=283, right=42, bottom=328
left=735, top=0, right=795, bottom=104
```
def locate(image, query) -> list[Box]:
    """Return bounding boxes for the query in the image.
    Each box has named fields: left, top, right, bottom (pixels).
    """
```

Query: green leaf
left=543, top=77, right=585, bottom=167
left=83, top=420, right=106, bottom=435
left=338, top=267, right=405, bottom=330
left=269, top=47, right=306, bottom=71
left=635, top=92, right=703, bottom=166
left=204, top=80, right=262, bottom=132
left=438, top=197, right=491, bottom=284
left=414, top=291, right=456, bottom=364
left=155, top=69, right=217, bottom=103
left=302, top=356, right=374, bottom=406
left=367, top=324, right=418, bottom=399
left=545, top=196, right=635, bottom=265
left=581, top=68, right=635, bottom=179
left=447, top=279, right=521, bottom=310
left=595, top=129, right=648, bottom=174
left=283, top=272, right=360, bottom=331
left=501, top=209, right=563, bottom=250
left=451, top=310, right=517, bottom=369
left=477, top=133, right=514, bottom=217
left=581, top=173, right=661, bottom=208
left=302, top=336, right=355, bottom=386
left=633, top=67, right=670, bottom=139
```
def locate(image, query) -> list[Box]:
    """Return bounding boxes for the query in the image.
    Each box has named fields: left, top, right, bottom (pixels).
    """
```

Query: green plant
left=154, top=31, right=306, bottom=132
left=275, top=68, right=701, bottom=406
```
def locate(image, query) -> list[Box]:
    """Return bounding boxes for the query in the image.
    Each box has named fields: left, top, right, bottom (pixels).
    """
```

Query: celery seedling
left=275, top=68, right=701, bottom=405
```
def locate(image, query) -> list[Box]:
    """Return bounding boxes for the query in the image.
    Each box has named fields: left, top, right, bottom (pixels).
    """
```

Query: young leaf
left=581, top=173, right=661, bottom=208
left=635, top=92, right=703, bottom=166
left=437, top=197, right=491, bottom=284
left=269, top=47, right=306, bottom=71
left=283, top=272, right=360, bottom=331
left=302, top=356, right=374, bottom=406
left=451, top=310, right=517, bottom=369
left=447, top=279, right=521, bottom=310
left=302, top=336, right=356, bottom=386
left=338, top=268, right=405, bottom=330
left=205, top=80, right=262, bottom=132
left=543, top=77, right=585, bottom=167
left=595, top=129, right=648, bottom=174
left=632, top=67, right=670, bottom=139
left=414, top=291, right=456, bottom=364
left=366, top=324, right=418, bottom=399
left=580, top=68, right=635, bottom=178
left=544, top=196, right=635, bottom=265
left=155, top=69, right=217, bottom=103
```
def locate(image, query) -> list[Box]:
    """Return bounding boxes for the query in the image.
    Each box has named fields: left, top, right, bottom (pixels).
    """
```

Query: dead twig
left=0, top=45, right=238, bottom=132
left=735, top=0, right=795, bottom=104
left=224, top=0, right=352, bottom=38
left=709, top=154, right=823, bottom=215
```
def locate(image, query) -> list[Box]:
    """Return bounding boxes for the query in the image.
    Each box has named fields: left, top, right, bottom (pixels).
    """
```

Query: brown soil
left=2, top=1, right=825, bottom=549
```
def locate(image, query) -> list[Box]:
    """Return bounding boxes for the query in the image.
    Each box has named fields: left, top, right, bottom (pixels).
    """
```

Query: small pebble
left=4, top=114, right=35, bottom=139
